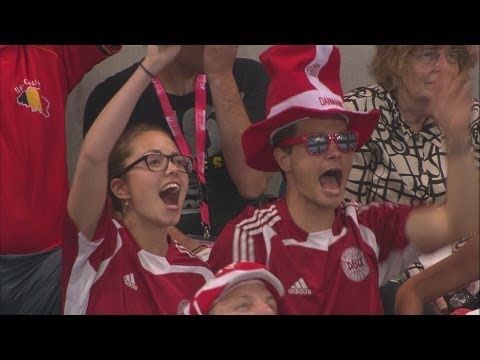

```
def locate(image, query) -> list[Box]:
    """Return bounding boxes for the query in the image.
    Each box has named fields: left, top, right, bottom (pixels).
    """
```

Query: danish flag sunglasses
left=279, top=131, right=359, bottom=155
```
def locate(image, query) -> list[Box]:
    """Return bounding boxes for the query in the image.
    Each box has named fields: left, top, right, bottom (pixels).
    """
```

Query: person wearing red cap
left=63, top=46, right=213, bottom=315
left=0, top=45, right=122, bottom=315
left=208, top=45, right=479, bottom=314
left=185, top=261, right=284, bottom=315
left=83, top=45, right=273, bottom=259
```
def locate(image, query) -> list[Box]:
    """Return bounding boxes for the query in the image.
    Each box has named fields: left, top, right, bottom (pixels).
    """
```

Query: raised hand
left=429, top=75, right=473, bottom=147
left=143, top=45, right=182, bottom=76
left=203, top=45, right=238, bottom=80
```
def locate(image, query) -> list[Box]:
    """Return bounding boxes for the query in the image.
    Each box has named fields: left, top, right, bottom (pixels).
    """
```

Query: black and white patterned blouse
left=343, top=84, right=480, bottom=207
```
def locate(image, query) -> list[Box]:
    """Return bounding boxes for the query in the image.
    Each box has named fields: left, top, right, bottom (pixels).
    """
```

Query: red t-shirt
left=209, top=198, right=416, bottom=315
left=0, top=45, right=121, bottom=254
left=63, top=204, right=213, bottom=315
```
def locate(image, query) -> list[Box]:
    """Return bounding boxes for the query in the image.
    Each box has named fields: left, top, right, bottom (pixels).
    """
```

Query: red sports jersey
left=63, top=204, right=213, bottom=315
left=209, top=198, right=416, bottom=315
left=0, top=45, right=121, bottom=254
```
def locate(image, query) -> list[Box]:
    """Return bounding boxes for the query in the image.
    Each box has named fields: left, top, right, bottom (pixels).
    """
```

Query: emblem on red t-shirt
left=341, top=246, right=370, bottom=282
left=15, top=80, right=50, bottom=118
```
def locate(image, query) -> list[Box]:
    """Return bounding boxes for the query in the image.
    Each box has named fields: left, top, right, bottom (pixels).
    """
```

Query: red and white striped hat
left=242, top=45, right=380, bottom=171
left=185, top=261, right=284, bottom=315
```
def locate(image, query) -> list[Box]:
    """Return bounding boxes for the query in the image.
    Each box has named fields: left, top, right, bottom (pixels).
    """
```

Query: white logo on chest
left=124, top=273, right=138, bottom=290
left=341, top=247, right=369, bottom=282
left=288, top=277, right=312, bottom=295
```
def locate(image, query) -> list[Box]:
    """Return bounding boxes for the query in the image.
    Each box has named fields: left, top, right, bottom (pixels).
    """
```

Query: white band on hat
left=305, top=45, right=334, bottom=90
left=268, top=89, right=344, bottom=120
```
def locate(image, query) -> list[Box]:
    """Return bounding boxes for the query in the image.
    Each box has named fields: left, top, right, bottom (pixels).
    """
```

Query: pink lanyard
left=152, top=75, right=211, bottom=239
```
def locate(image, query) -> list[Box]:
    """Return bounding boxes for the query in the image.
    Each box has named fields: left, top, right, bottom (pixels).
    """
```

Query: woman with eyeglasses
left=63, top=45, right=213, bottom=315
left=343, top=45, right=479, bottom=315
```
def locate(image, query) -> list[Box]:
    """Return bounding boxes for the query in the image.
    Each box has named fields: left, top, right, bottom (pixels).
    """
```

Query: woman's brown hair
left=369, top=45, right=479, bottom=91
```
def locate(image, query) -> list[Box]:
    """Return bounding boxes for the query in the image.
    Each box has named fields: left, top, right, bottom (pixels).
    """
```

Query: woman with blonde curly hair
left=344, top=45, right=479, bottom=315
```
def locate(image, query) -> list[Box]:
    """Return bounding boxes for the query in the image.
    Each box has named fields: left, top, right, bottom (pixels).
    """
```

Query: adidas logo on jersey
left=288, top=277, right=312, bottom=295
left=124, top=273, right=138, bottom=291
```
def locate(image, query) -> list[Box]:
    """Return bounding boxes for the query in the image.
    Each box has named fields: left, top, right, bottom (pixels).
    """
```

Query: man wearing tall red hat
left=208, top=45, right=479, bottom=314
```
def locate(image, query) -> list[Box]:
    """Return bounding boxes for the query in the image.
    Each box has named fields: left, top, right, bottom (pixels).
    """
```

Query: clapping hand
left=143, top=45, right=182, bottom=76
left=203, top=45, right=238, bottom=80
left=429, top=75, right=473, bottom=148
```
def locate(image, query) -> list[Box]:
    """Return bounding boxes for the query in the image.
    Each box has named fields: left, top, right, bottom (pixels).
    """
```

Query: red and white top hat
left=185, top=261, right=284, bottom=315
left=242, top=45, right=380, bottom=171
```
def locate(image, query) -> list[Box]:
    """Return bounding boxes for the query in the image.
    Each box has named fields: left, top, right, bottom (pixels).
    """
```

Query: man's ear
left=273, top=147, right=292, bottom=172
left=110, top=178, right=130, bottom=201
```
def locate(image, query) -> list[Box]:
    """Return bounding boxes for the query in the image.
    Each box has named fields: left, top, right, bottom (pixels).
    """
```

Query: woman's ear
left=273, top=147, right=292, bottom=172
left=110, top=178, right=130, bottom=201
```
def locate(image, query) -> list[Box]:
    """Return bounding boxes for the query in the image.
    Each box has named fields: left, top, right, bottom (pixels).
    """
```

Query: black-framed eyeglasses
left=412, top=48, right=468, bottom=65
left=119, top=153, right=193, bottom=177
left=279, top=131, right=359, bottom=156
